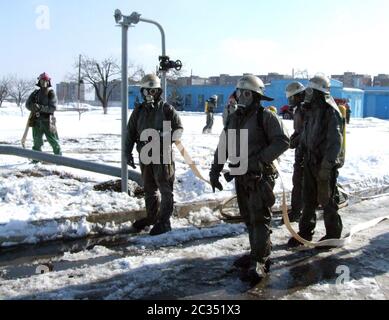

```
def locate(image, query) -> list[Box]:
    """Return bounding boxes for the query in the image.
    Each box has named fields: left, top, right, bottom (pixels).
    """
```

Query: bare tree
left=0, top=76, right=11, bottom=108
left=128, top=64, right=146, bottom=84
left=9, top=77, right=35, bottom=116
left=166, top=69, right=185, bottom=110
left=166, top=69, right=185, bottom=84
left=76, top=56, right=121, bottom=114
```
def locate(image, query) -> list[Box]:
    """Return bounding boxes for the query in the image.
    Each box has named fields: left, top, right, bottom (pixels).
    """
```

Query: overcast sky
left=1, top=0, right=388, bottom=86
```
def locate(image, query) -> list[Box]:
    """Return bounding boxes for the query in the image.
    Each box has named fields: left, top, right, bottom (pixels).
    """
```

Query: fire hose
left=21, top=112, right=34, bottom=149
left=175, top=141, right=389, bottom=249
left=275, top=161, right=389, bottom=249
left=174, top=141, right=210, bottom=184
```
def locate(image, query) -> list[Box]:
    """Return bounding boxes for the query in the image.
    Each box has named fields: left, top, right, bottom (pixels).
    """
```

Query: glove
left=127, top=154, right=136, bottom=169
left=32, top=103, right=42, bottom=113
left=209, top=171, right=223, bottom=193
left=224, top=171, right=234, bottom=183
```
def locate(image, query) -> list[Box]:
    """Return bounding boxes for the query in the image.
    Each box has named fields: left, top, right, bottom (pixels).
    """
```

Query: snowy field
left=0, top=102, right=388, bottom=300
left=1, top=102, right=389, bottom=246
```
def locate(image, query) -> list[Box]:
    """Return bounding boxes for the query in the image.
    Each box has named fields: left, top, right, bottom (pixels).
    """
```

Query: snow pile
left=0, top=171, right=144, bottom=224
left=61, top=246, right=117, bottom=262
left=187, top=207, right=221, bottom=227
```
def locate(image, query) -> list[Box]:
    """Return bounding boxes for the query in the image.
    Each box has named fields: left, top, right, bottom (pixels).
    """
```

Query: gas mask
left=142, top=88, right=160, bottom=106
left=40, top=80, right=49, bottom=88
left=303, top=87, right=314, bottom=109
left=236, top=89, right=254, bottom=108
left=288, top=95, right=297, bottom=108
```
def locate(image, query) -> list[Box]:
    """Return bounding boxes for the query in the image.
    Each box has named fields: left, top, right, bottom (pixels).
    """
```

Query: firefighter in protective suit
left=288, top=75, right=344, bottom=248
left=282, top=82, right=306, bottom=224
left=25, top=72, right=61, bottom=156
left=210, top=75, right=290, bottom=284
left=202, top=95, right=218, bottom=134
left=223, top=92, right=238, bottom=127
left=125, top=74, right=184, bottom=236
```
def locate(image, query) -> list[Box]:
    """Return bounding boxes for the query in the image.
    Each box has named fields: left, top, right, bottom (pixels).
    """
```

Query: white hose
left=275, top=161, right=389, bottom=248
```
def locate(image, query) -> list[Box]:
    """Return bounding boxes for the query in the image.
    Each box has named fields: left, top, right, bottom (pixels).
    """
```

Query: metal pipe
left=139, top=17, right=166, bottom=56
left=121, top=25, right=129, bottom=193
left=0, top=146, right=143, bottom=187
left=138, top=17, right=167, bottom=100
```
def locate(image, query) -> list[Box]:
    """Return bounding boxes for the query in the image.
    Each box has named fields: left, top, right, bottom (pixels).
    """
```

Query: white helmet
left=286, top=82, right=306, bottom=98
left=140, top=74, right=161, bottom=89
left=308, top=74, right=331, bottom=94
left=236, top=75, right=273, bottom=101
left=210, top=95, right=218, bottom=101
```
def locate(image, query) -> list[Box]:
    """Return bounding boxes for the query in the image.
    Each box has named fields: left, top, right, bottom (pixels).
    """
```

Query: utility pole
left=114, top=10, right=182, bottom=193
left=77, top=54, right=82, bottom=120
left=78, top=55, right=81, bottom=103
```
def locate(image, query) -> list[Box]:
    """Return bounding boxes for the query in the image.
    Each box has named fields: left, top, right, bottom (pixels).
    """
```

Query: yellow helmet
left=267, top=106, right=278, bottom=114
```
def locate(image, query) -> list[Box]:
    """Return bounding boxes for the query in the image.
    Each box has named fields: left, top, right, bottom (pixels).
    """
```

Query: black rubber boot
left=289, top=211, right=302, bottom=223
left=317, top=235, right=341, bottom=250
left=287, top=232, right=313, bottom=248
left=132, top=218, right=155, bottom=232
left=149, top=220, right=172, bottom=236
left=240, top=259, right=271, bottom=286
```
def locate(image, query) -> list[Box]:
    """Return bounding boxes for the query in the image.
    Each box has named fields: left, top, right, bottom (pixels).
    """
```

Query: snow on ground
left=1, top=101, right=389, bottom=247
left=0, top=102, right=388, bottom=300
left=0, top=195, right=387, bottom=300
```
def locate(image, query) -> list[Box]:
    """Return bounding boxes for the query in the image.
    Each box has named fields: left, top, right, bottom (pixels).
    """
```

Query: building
left=175, top=73, right=292, bottom=88
left=128, top=77, right=365, bottom=118
left=373, top=74, right=389, bottom=87
left=262, top=73, right=293, bottom=84
left=125, top=71, right=389, bottom=119
left=353, top=74, right=372, bottom=88
left=176, top=76, right=209, bottom=86
left=363, top=87, right=389, bottom=119
left=331, top=72, right=372, bottom=89
left=56, top=82, right=85, bottom=103
left=264, top=79, right=364, bottom=119
left=218, top=74, right=241, bottom=86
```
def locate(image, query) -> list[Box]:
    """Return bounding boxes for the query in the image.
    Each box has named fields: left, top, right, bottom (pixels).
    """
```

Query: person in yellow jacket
left=202, top=95, right=218, bottom=134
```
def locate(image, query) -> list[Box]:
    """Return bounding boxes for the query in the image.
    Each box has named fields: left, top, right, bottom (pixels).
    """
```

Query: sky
left=1, top=0, right=389, bottom=86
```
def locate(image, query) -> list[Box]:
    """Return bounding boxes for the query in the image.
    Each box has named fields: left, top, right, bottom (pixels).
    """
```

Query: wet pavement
left=0, top=195, right=388, bottom=300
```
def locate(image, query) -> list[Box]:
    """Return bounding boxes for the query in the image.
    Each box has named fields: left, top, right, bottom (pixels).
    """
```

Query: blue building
left=128, top=78, right=370, bottom=119
left=363, top=87, right=389, bottom=119
left=332, top=87, right=364, bottom=119
left=129, top=84, right=235, bottom=113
